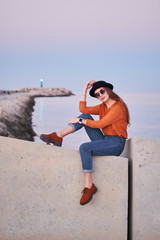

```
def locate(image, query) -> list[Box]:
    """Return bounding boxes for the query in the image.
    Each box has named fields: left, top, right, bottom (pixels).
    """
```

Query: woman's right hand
left=85, top=80, right=96, bottom=90
left=80, top=80, right=96, bottom=101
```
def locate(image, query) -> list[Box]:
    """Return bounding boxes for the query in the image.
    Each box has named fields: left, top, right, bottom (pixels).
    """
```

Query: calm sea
left=32, top=92, right=160, bottom=150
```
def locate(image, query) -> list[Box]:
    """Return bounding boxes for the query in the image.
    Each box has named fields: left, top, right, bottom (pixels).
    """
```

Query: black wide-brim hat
left=89, top=80, right=114, bottom=97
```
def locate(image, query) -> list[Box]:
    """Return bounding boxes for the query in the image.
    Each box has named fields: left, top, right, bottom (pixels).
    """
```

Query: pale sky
left=0, top=0, right=160, bottom=92
left=1, top=0, right=160, bottom=47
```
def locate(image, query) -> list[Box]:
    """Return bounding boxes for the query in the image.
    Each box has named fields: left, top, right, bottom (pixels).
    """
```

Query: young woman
left=40, top=80, right=130, bottom=205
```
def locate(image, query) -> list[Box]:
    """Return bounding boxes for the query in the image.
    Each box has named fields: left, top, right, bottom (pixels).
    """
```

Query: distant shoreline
left=0, top=88, right=73, bottom=141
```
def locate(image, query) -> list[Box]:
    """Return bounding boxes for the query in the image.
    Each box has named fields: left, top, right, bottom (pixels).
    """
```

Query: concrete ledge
left=0, top=136, right=128, bottom=240
left=130, top=137, right=160, bottom=240
left=121, top=137, right=160, bottom=240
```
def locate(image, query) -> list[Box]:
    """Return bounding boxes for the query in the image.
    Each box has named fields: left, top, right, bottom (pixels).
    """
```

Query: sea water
left=32, top=92, right=160, bottom=150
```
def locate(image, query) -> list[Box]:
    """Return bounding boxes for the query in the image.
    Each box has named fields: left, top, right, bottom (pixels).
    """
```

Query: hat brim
left=89, top=81, right=113, bottom=97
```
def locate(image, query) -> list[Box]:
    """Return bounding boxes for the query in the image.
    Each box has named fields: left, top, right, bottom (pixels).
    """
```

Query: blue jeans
left=69, top=114, right=126, bottom=173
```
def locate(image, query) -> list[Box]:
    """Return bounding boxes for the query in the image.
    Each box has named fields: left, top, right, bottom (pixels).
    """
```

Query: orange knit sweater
left=79, top=101, right=128, bottom=138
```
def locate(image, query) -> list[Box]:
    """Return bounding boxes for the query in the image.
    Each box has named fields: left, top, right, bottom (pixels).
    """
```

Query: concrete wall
left=121, top=137, right=160, bottom=240
left=0, top=136, right=128, bottom=240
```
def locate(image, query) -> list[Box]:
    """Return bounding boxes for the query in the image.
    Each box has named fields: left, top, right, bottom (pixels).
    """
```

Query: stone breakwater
left=0, top=88, right=73, bottom=141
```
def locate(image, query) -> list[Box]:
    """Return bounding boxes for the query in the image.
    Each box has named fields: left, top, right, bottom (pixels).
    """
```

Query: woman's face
left=94, top=87, right=110, bottom=103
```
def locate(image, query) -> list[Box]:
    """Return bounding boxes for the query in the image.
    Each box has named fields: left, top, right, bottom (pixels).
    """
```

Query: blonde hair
left=105, top=87, right=130, bottom=125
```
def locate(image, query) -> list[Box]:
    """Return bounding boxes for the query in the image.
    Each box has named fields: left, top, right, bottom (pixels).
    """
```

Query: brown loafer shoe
left=40, top=132, right=63, bottom=147
left=80, top=183, right=97, bottom=205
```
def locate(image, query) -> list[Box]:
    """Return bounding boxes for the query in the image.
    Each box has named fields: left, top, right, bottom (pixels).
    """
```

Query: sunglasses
left=95, top=89, right=106, bottom=98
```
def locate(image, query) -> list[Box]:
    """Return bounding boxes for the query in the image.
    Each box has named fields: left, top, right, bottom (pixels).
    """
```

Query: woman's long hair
left=105, top=87, right=130, bottom=125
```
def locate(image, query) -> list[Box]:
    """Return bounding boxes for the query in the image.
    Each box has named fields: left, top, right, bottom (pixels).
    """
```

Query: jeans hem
left=83, top=169, right=92, bottom=173
left=68, top=123, right=76, bottom=132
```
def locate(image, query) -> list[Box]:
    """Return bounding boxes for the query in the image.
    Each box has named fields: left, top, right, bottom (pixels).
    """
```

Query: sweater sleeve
left=85, top=104, right=124, bottom=128
left=79, top=101, right=101, bottom=115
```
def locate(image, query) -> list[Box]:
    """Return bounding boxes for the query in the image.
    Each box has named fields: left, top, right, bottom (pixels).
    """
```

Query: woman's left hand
left=69, top=117, right=79, bottom=124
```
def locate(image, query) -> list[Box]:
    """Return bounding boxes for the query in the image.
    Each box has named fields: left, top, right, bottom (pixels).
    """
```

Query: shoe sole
left=80, top=187, right=97, bottom=205
left=40, top=135, right=62, bottom=147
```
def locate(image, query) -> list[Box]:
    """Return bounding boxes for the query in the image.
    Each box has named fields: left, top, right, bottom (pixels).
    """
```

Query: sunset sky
left=0, top=0, right=160, bottom=92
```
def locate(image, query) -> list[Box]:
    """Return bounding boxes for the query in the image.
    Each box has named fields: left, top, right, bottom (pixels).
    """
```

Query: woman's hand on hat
left=86, top=80, right=96, bottom=89
left=81, top=80, right=96, bottom=101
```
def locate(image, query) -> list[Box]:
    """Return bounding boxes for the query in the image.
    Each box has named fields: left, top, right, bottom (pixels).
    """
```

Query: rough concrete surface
left=121, top=137, right=160, bottom=240
left=0, top=136, right=128, bottom=240
left=129, top=137, right=160, bottom=240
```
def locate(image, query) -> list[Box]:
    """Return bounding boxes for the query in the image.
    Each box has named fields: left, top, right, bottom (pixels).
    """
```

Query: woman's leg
left=69, top=114, right=104, bottom=189
left=56, top=125, right=73, bottom=138
left=40, top=113, right=94, bottom=145
left=84, top=173, right=92, bottom=189
left=80, top=137, right=126, bottom=204
left=57, top=113, right=104, bottom=139
left=80, top=136, right=126, bottom=173
left=69, top=113, right=104, bottom=140
left=42, top=114, right=97, bottom=140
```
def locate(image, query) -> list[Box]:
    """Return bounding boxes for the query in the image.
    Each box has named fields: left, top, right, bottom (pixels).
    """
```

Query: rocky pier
left=0, top=88, right=73, bottom=141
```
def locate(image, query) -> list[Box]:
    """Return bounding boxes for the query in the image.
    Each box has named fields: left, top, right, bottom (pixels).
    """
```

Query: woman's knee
left=79, top=142, right=88, bottom=154
left=79, top=113, right=94, bottom=120
left=79, top=143, right=85, bottom=153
